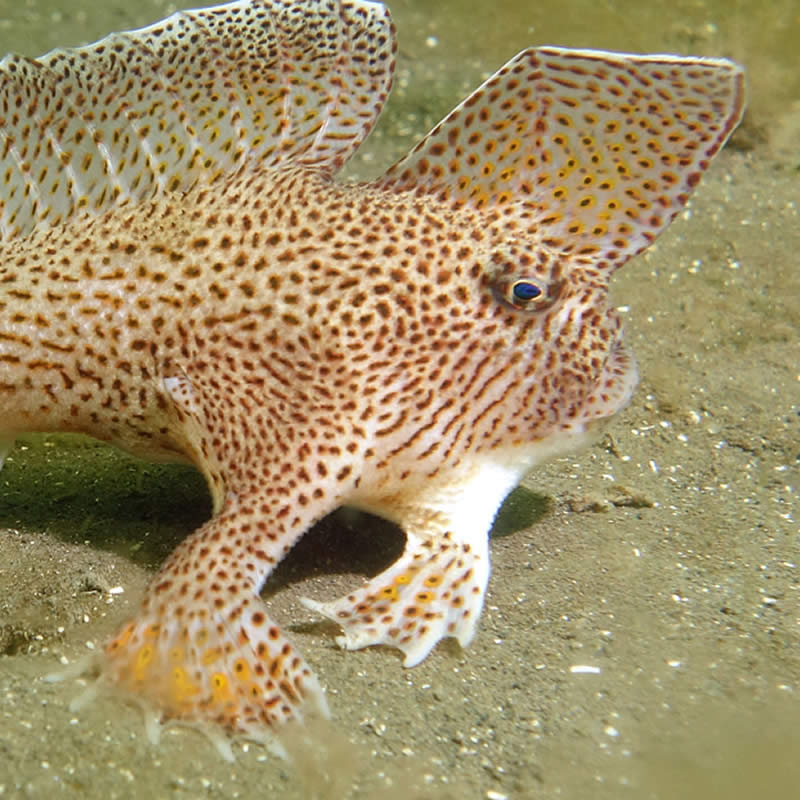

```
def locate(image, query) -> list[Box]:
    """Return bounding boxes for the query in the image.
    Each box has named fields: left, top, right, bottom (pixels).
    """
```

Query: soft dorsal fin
left=0, top=0, right=395, bottom=240
left=379, top=47, right=745, bottom=269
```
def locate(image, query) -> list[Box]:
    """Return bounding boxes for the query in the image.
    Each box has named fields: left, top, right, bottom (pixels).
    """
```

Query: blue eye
left=490, top=267, right=558, bottom=313
left=511, top=280, right=543, bottom=302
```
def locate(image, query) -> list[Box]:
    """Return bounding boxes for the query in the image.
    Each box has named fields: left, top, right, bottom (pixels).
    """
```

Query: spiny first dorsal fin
left=379, top=47, right=745, bottom=270
left=0, top=0, right=396, bottom=241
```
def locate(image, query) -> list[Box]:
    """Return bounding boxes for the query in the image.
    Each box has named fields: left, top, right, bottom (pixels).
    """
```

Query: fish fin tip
left=379, top=45, right=746, bottom=269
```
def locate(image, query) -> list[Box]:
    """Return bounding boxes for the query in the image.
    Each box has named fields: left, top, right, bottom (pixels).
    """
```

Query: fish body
left=0, top=0, right=745, bottom=747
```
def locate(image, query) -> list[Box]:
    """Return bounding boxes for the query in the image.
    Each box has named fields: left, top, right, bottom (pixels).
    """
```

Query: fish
left=0, top=0, right=744, bottom=754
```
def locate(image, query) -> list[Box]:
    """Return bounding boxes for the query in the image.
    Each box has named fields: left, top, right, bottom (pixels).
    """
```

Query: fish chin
left=582, top=336, right=639, bottom=428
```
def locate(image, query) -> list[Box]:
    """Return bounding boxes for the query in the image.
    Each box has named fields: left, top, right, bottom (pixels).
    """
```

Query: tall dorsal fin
left=379, top=47, right=745, bottom=270
left=0, top=0, right=395, bottom=240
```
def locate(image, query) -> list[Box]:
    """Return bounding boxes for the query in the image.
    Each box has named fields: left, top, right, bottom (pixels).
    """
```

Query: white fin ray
left=0, top=0, right=395, bottom=240
left=380, top=47, right=746, bottom=270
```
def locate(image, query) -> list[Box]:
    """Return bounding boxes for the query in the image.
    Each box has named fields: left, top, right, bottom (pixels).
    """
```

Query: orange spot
left=169, top=666, right=201, bottom=705
left=380, top=585, right=399, bottom=600
left=108, top=623, right=134, bottom=653
left=202, top=647, right=223, bottom=666
left=143, top=624, right=160, bottom=640
left=211, top=672, right=235, bottom=705
left=134, top=644, right=154, bottom=681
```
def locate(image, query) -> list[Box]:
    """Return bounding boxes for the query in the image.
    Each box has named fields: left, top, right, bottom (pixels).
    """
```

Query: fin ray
left=379, top=46, right=745, bottom=269
left=0, top=0, right=396, bottom=240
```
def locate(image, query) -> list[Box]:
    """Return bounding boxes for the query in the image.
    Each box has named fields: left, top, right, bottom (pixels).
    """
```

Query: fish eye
left=511, top=280, right=543, bottom=303
left=494, top=275, right=556, bottom=311
left=489, top=246, right=561, bottom=312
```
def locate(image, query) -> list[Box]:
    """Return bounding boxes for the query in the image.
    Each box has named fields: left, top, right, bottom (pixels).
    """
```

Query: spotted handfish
left=0, top=0, right=745, bottom=751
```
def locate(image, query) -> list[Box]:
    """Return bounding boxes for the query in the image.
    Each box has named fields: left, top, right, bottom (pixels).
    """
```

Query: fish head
left=457, top=222, right=636, bottom=449
left=377, top=46, right=745, bottom=453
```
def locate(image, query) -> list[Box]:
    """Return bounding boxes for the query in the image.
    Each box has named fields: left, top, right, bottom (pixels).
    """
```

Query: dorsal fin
left=379, top=46, right=745, bottom=269
left=0, top=0, right=395, bottom=240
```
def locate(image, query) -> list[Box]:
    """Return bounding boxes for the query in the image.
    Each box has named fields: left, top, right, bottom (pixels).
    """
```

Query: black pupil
left=512, top=281, right=542, bottom=301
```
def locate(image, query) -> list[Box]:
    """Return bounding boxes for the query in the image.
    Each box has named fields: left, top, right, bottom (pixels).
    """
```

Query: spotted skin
left=0, top=0, right=745, bottom=746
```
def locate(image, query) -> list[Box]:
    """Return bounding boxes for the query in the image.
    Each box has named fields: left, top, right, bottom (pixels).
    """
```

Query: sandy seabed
left=0, top=1, right=797, bottom=797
